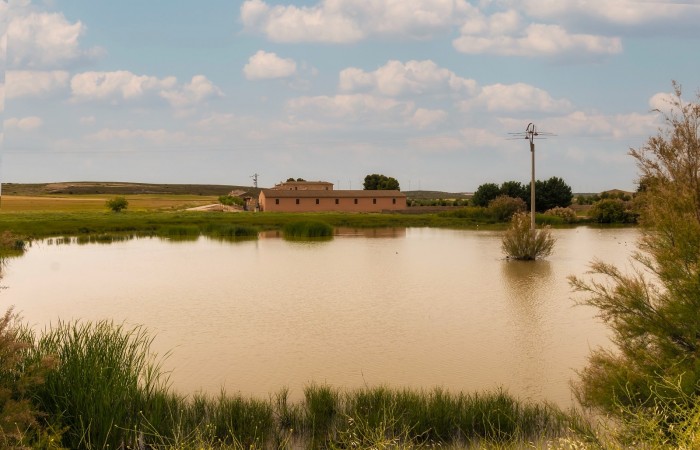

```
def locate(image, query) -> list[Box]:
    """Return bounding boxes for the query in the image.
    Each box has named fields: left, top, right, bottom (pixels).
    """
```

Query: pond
left=0, top=226, right=638, bottom=406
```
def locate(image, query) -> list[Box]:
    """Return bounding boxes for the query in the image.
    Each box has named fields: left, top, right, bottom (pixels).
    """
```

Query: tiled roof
left=260, top=189, right=405, bottom=198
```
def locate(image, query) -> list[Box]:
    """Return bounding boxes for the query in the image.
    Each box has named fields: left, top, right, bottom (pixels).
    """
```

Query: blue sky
left=1, top=0, right=699, bottom=192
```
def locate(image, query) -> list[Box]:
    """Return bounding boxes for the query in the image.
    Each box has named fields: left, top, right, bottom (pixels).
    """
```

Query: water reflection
left=501, top=260, right=554, bottom=401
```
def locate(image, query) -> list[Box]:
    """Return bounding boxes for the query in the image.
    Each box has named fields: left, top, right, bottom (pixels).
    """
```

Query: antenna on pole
left=507, top=123, right=556, bottom=230
left=250, top=173, right=259, bottom=189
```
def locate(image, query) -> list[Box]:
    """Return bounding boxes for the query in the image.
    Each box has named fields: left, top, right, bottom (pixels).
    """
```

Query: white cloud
left=459, top=127, right=504, bottom=148
left=339, top=59, right=476, bottom=96
left=241, top=0, right=472, bottom=43
left=6, top=70, right=70, bottom=98
left=519, top=0, right=700, bottom=28
left=454, top=18, right=622, bottom=57
left=410, top=108, right=447, bottom=129
left=160, top=75, right=224, bottom=108
left=5, top=116, right=44, bottom=131
left=465, top=83, right=571, bottom=113
left=79, top=116, right=96, bottom=125
left=70, top=71, right=221, bottom=108
left=7, top=11, right=101, bottom=69
left=529, top=110, right=658, bottom=140
left=288, top=93, right=413, bottom=121
left=243, top=50, right=297, bottom=80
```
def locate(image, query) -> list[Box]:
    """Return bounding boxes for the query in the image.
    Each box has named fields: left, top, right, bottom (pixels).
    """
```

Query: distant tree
left=286, top=178, right=295, bottom=182
left=499, top=181, right=529, bottom=204
left=363, top=174, right=400, bottom=190
left=105, top=196, right=128, bottom=213
left=534, top=177, right=573, bottom=212
left=218, top=195, right=244, bottom=207
left=471, top=183, right=500, bottom=207
left=588, top=198, right=636, bottom=223
left=296, top=178, right=306, bottom=181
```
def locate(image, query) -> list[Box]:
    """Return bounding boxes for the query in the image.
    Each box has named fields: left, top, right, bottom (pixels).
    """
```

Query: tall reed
left=283, top=220, right=334, bottom=239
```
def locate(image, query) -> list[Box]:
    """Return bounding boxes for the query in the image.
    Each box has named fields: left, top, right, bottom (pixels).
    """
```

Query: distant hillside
left=2, top=182, right=256, bottom=196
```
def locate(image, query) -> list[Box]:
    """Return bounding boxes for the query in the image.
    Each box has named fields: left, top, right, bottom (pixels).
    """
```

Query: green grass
left=18, top=320, right=590, bottom=449
left=283, top=220, right=334, bottom=239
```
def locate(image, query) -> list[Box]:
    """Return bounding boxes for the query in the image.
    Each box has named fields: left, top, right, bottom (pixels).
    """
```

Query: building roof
left=260, top=189, right=405, bottom=198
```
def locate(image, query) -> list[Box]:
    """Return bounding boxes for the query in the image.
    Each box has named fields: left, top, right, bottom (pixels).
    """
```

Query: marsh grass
left=283, top=220, right=334, bottom=239
left=202, top=224, right=259, bottom=240
left=18, top=320, right=592, bottom=449
left=502, top=213, right=555, bottom=260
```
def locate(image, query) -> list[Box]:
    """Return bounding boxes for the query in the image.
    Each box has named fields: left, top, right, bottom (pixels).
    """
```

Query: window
left=296, top=199, right=300, bottom=205
left=373, top=198, right=377, bottom=204
left=354, top=199, right=358, bottom=205
left=316, top=199, right=320, bottom=205
left=392, top=198, right=396, bottom=204
left=335, top=199, right=339, bottom=205
left=275, top=199, right=280, bottom=205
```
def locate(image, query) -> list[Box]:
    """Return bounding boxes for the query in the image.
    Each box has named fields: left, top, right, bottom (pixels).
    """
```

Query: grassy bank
left=3, top=319, right=593, bottom=449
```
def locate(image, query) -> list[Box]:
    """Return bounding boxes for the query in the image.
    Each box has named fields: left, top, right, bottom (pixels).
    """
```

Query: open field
left=0, top=194, right=219, bottom=212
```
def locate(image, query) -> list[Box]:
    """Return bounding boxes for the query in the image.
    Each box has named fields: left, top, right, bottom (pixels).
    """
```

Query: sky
left=1, top=0, right=699, bottom=193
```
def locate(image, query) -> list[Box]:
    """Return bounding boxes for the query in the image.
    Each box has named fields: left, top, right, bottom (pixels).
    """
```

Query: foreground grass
left=4, top=319, right=598, bottom=449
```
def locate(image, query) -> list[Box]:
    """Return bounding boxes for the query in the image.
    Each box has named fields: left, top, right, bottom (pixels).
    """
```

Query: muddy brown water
left=1, top=227, right=638, bottom=406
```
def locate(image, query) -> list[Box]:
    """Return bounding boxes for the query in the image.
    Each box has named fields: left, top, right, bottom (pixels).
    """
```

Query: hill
left=1, top=182, right=255, bottom=196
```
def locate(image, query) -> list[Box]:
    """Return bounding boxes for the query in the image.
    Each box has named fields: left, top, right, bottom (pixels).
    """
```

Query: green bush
left=588, top=198, right=636, bottom=223
left=488, top=195, right=527, bottom=222
left=105, top=196, right=129, bottom=212
left=501, top=212, right=555, bottom=260
left=544, top=207, right=578, bottom=224
left=218, top=195, right=245, bottom=207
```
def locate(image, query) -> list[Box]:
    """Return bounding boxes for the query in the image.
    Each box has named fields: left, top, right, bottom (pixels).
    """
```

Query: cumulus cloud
left=6, top=70, right=70, bottom=98
left=524, top=110, right=658, bottom=140
left=7, top=11, right=102, bottom=69
left=469, top=83, right=572, bottom=113
left=5, top=116, right=44, bottom=131
left=410, top=108, right=448, bottom=129
left=519, top=0, right=700, bottom=28
left=160, top=75, right=224, bottom=108
left=454, top=10, right=623, bottom=57
left=339, top=60, right=476, bottom=96
left=288, top=93, right=413, bottom=120
left=70, top=71, right=222, bottom=108
left=241, top=0, right=472, bottom=43
left=243, top=51, right=297, bottom=80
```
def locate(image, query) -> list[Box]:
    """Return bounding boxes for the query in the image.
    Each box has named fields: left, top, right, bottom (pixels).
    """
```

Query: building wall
left=259, top=192, right=406, bottom=212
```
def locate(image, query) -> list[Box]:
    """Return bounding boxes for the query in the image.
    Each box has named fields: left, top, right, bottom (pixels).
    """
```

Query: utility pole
left=250, top=173, right=259, bottom=189
left=508, top=123, right=555, bottom=230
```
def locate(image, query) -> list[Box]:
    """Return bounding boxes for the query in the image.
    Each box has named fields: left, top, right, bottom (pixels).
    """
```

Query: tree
left=105, top=196, right=128, bottom=212
left=363, top=174, right=400, bottom=191
left=471, top=183, right=500, bottom=207
left=534, top=177, right=572, bottom=212
left=499, top=181, right=529, bottom=204
left=569, top=84, right=700, bottom=432
left=589, top=198, right=636, bottom=224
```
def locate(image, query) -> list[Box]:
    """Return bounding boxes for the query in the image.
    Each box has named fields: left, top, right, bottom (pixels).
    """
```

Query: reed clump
left=11, top=320, right=592, bottom=449
left=501, top=212, right=555, bottom=260
left=283, top=220, right=334, bottom=239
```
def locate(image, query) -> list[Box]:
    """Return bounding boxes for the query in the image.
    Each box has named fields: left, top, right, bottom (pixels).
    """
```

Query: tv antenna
left=250, top=173, right=259, bottom=188
left=507, top=123, right=556, bottom=230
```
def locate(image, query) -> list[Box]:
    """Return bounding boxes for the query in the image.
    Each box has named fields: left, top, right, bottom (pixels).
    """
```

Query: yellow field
left=0, top=195, right=219, bottom=212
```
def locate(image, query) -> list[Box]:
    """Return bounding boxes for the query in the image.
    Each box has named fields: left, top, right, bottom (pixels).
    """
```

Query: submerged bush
left=501, top=212, right=555, bottom=260
left=283, top=220, right=333, bottom=238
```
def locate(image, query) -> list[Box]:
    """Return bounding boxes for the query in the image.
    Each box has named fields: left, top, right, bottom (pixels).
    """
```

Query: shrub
left=501, top=212, right=555, bottom=260
left=283, top=221, right=333, bottom=239
left=218, top=195, right=245, bottom=207
left=588, top=198, right=636, bottom=223
left=544, top=207, right=577, bottom=224
left=488, top=195, right=527, bottom=222
left=105, top=196, right=129, bottom=212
